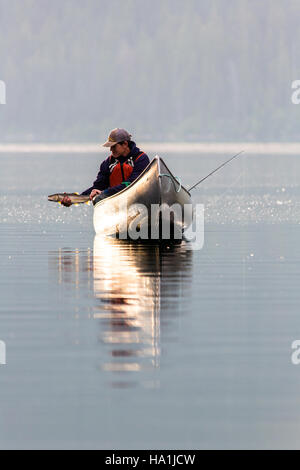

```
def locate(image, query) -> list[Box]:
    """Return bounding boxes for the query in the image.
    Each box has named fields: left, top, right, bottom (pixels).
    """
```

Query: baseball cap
left=102, top=128, right=132, bottom=147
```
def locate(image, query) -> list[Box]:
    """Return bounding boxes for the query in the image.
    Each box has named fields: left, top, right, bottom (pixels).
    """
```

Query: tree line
left=0, top=0, right=300, bottom=142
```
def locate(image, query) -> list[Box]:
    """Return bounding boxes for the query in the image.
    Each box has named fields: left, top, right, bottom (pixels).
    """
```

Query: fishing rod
left=188, top=150, right=245, bottom=192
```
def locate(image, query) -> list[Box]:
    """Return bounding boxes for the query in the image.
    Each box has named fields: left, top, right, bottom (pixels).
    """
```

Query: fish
left=48, top=193, right=91, bottom=205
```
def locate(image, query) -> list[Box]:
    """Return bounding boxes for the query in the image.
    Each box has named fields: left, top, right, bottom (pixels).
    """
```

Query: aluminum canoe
left=93, top=156, right=193, bottom=241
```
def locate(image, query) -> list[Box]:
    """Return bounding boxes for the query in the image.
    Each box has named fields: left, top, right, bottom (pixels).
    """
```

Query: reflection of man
left=62, top=128, right=150, bottom=206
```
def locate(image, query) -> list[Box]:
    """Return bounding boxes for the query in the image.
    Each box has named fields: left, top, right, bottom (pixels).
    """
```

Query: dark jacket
left=81, top=142, right=150, bottom=197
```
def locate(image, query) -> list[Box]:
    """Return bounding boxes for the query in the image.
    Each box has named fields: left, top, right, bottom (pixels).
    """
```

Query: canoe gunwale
left=156, top=157, right=191, bottom=198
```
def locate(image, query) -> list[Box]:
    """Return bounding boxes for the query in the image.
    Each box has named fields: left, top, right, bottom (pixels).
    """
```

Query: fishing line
left=188, top=151, right=245, bottom=192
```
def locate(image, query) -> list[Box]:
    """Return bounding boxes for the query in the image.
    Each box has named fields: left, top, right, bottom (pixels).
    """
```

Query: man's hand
left=61, top=194, right=72, bottom=207
left=90, top=189, right=101, bottom=200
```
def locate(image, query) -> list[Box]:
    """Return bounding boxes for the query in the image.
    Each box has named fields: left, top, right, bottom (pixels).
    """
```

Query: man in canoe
left=61, top=128, right=150, bottom=206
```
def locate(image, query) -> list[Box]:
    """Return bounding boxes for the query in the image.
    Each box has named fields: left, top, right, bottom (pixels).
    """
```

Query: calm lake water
left=0, top=151, right=300, bottom=449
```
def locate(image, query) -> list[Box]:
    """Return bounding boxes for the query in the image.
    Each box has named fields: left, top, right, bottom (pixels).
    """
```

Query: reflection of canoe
left=48, top=237, right=193, bottom=387
left=93, top=236, right=161, bottom=374
left=93, top=156, right=193, bottom=241
left=92, top=236, right=193, bottom=380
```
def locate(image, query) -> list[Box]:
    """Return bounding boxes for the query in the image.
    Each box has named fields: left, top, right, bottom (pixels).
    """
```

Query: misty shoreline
left=1, top=143, right=300, bottom=154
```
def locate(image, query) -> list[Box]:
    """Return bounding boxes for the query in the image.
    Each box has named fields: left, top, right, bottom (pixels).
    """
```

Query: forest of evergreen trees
left=0, top=0, right=300, bottom=142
